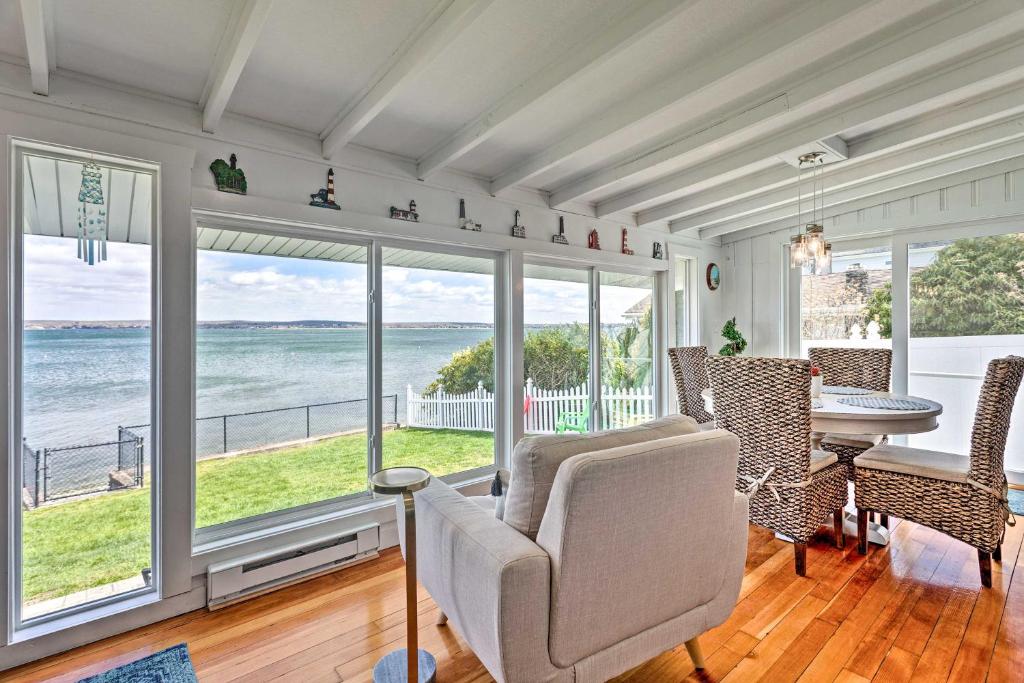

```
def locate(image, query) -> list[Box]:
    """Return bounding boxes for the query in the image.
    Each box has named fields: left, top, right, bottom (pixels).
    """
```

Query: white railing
left=406, top=379, right=656, bottom=433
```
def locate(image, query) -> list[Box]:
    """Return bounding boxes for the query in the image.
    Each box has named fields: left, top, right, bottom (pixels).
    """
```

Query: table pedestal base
left=373, top=648, right=437, bottom=683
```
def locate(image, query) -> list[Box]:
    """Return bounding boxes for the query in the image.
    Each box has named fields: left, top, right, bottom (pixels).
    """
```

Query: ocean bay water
left=23, top=327, right=494, bottom=449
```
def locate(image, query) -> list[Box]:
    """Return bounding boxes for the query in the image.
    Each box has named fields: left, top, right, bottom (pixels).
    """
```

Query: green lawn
left=23, top=428, right=493, bottom=605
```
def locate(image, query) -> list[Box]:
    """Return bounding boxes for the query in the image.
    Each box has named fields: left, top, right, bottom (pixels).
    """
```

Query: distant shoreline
left=25, top=320, right=497, bottom=331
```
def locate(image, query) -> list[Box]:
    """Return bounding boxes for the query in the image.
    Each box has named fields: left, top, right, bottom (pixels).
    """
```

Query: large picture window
left=799, top=244, right=893, bottom=359
left=18, top=150, right=156, bottom=621
left=194, top=229, right=369, bottom=529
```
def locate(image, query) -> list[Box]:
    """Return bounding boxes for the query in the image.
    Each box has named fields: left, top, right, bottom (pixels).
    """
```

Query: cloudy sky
left=24, top=235, right=647, bottom=325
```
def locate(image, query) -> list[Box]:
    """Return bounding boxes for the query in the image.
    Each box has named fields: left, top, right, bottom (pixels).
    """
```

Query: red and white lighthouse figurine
left=621, top=227, right=634, bottom=255
left=309, top=168, right=341, bottom=210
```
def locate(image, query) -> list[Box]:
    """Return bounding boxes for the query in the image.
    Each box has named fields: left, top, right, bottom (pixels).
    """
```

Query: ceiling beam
left=200, top=0, right=274, bottom=134
left=716, top=150, right=1024, bottom=244
left=651, top=83, right=1024, bottom=228
left=415, top=0, right=698, bottom=181
left=595, top=30, right=1024, bottom=219
left=320, top=0, right=494, bottom=159
left=490, top=0, right=938, bottom=197
left=692, top=115, right=1024, bottom=238
left=18, top=0, right=50, bottom=96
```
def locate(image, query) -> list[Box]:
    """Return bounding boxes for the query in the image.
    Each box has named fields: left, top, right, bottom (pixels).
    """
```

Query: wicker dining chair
left=668, top=346, right=715, bottom=427
left=854, top=356, right=1024, bottom=588
left=706, top=355, right=848, bottom=575
left=808, top=347, right=893, bottom=481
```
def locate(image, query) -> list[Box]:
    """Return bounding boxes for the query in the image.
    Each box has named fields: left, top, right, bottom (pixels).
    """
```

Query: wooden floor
left=5, top=516, right=1023, bottom=683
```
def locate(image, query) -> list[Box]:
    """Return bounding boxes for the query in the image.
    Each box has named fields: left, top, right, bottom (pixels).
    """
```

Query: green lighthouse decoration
left=210, top=153, right=247, bottom=194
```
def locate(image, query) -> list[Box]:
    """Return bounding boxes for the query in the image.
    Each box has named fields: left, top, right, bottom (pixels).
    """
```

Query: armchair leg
left=833, top=509, right=845, bottom=549
left=857, top=509, right=868, bottom=555
left=794, top=543, right=807, bottom=576
left=436, top=611, right=448, bottom=626
left=684, top=637, right=705, bottom=670
left=979, top=550, right=993, bottom=588
left=994, top=544, right=1002, bottom=562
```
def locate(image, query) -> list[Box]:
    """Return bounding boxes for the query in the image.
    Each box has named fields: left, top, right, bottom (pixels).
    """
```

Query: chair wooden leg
left=993, top=544, right=1002, bottom=562
left=794, top=543, right=807, bottom=576
left=879, top=513, right=889, bottom=528
left=857, top=509, right=869, bottom=555
left=833, top=509, right=845, bottom=549
left=684, top=637, right=705, bottom=670
left=869, top=511, right=876, bottom=523
left=436, top=611, right=448, bottom=626
left=979, top=550, right=993, bottom=588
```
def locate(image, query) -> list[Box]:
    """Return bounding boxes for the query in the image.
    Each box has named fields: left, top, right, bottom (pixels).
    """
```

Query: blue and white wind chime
left=76, top=161, right=107, bottom=265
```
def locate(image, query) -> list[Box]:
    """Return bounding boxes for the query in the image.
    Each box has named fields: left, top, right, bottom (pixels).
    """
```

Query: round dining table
left=700, top=386, right=943, bottom=546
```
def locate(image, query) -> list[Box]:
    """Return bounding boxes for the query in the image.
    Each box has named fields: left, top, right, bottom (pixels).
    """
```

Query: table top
left=369, top=466, right=431, bottom=495
left=700, top=387, right=943, bottom=436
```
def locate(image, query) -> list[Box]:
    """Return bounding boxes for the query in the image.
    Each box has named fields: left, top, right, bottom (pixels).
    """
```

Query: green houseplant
left=719, top=317, right=748, bottom=356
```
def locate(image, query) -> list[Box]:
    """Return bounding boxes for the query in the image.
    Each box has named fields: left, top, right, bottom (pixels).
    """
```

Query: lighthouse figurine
left=511, top=210, right=526, bottom=238
left=459, top=198, right=482, bottom=231
left=309, top=168, right=341, bottom=210
left=587, top=229, right=601, bottom=250
left=552, top=216, right=569, bottom=245
left=621, top=227, right=634, bottom=255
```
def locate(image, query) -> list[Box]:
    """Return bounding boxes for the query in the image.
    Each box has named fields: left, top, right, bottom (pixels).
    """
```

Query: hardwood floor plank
left=5, top=521, right=1015, bottom=683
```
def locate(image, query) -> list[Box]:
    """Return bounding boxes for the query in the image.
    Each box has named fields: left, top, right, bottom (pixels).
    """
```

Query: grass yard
left=23, top=428, right=493, bottom=605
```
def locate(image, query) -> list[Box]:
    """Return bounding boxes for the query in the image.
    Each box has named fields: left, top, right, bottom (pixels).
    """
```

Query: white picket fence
left=406, top=379, right=655, bottom=433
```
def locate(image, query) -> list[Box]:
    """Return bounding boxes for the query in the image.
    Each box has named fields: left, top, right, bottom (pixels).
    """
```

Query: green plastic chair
left=555, top=400, right=590, bottom=434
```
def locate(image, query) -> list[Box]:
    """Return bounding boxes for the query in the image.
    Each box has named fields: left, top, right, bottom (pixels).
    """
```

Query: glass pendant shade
left=790, top=234, right=808, bottom=268
left=815, top=242, right=833, bottom=275
left=805, top=224, right=825, bottom=259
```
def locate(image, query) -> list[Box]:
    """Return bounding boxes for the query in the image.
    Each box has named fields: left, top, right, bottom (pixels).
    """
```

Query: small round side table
left=370, top=466, right=436, bottom=683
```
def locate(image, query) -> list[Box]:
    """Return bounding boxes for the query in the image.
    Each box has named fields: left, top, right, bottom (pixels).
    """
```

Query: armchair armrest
left=399, top=479, right=556, bottom=683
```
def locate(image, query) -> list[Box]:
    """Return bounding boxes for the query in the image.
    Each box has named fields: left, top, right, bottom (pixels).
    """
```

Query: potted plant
left=719, top=317, right=748, bottom=356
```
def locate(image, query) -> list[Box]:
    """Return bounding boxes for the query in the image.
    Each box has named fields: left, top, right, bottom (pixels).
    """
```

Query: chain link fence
left=23, top=396, right=396, bottom=508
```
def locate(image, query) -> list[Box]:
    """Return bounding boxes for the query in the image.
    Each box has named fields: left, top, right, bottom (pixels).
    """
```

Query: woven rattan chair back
left=968, top=356, right=1024, bottom=491
left=668, top=346, right=714, bottom=423
left=706, top=356, right=812, bottom=485
left=808, top=347, right=892, bottom=392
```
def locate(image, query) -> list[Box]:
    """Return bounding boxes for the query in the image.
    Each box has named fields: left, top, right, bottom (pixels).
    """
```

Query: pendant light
left=790, top=151, right=828, bottom=270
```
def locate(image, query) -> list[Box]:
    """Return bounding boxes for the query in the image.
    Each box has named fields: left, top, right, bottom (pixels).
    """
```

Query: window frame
left=9, top=142, right=162, bottom=630
left=190, top=216, right=507, bottom=547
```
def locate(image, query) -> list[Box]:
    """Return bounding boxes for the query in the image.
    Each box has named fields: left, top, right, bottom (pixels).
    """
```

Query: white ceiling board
left=450, top=0, right=802, bottom=180
left=229, top=0, right=439, bottom=133
left=353, top=0, right=623, bottom=159
left=22, top=154, right=154, bottom=244
left=0, top=0, right=28, bottom=61
left=54, top=0, right=234, bottom=103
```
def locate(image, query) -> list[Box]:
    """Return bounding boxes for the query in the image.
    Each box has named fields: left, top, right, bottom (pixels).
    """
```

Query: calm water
left=23, top=327, right=493, bottom=448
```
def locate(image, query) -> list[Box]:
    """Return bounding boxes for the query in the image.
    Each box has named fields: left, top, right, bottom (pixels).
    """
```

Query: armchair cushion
left=854, top=443, right=970, bottom=483
left=504, top=414, right=700, bottom=539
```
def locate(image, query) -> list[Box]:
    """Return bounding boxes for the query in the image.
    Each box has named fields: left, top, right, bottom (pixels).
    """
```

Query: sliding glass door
left=599, top=272, right=656, bottom=429
left=194, top=229, right=369, bottom=530
left=17, top=149, right=157, bottom=621
left=522, top=264, right=591, bottom=434
left=381, top=246, right=497, bottom=476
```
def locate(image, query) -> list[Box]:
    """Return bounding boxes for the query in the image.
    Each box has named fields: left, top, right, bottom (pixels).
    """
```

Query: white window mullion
left=589, top=268, right=602, bottom=431
left=503, top=250, right=523, bottom=468
left=368, top=240, right=383, bottom=475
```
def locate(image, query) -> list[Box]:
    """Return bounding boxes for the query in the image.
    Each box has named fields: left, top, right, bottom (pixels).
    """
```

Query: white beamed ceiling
left=4, top=0, right=1024, bottom=239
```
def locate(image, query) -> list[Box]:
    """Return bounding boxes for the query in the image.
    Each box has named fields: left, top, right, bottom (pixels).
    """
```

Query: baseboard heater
left=206, top=524, right=380, bottom=609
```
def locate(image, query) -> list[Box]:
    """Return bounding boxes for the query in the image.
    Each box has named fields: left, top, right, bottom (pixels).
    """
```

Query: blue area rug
left=1010, top=488, right=1024, bottom=516
left=78, top=644, right=197, bottom=683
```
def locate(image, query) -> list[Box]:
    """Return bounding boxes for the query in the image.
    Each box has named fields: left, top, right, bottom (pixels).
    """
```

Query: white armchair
left=400, top=420, right=748, bottom=683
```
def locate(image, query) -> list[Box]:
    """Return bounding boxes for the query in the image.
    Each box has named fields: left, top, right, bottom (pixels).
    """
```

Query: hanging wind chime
left=77, top=161, right=108, bottom=266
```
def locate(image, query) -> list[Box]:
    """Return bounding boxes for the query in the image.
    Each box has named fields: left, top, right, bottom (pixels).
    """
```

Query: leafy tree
left=861, top=234, right=1024, bottom=338
left=863, top=283, right=892, bottom=338
left=426, top=325, right=592, bottom=395
left=719, top=317, right=748, bottom=356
